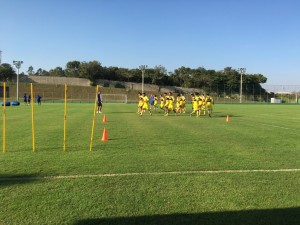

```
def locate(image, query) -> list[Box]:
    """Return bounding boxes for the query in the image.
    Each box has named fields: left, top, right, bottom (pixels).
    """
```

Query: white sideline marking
left=238, top=118, right=299, bottom=131
left=263, top=124, right=299, bottom=131
left=1, top=169, right=300, bottom=181
left=253, top=120, right=299, bottom=131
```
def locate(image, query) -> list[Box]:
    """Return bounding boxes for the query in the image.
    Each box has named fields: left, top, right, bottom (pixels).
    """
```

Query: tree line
left=0, top=60, right=268, bottom=96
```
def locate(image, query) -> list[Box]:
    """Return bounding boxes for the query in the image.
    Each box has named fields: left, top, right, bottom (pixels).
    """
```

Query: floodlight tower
left=13, top=60, right=23, bottom=101
left=238, top=68, right=246, bottom=103
left=139, top=65, right=147, bottom=93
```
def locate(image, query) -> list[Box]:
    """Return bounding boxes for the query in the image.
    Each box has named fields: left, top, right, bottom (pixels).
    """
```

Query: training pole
left=31, top=83, right=35, bottom=152
left=3, top=82, right=6, bottom=153
left=89, top=85, right=98, bottom=152
left=64, top=84, right=67, bottom=151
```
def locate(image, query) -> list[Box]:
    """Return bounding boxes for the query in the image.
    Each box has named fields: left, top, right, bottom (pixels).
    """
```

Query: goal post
left=101, top=94, right=127, bottom=103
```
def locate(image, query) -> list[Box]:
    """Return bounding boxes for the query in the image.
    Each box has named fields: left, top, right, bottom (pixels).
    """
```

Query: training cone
left=101, top=127, right=108, bottom=141
left=226, top=115, right=230, bottom=123
left=102, top=114, right=107, bottom=123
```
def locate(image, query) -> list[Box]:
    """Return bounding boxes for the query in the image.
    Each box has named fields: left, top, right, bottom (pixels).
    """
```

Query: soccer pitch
left=1, top=103, right=300, bottom=225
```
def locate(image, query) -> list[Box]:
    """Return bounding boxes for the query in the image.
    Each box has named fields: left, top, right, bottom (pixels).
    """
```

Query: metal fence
left=2, top=83, right=300, bottom=104
left=202, top=84, right=300, bottom=104
left=262, top=85, right=300, bottom=93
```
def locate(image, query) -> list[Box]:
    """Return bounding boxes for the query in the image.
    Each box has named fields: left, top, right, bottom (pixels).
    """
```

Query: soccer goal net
left=101, top=94, right=127, bottom=103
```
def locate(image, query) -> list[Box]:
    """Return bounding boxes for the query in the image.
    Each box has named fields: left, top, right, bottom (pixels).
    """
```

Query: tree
left=35, top=68, right=49, bottom=76
left=252, top=74, right=267, bottom=83
left=0, top=63, right=16, bottom=81
left=148, top=65, right=167, bottom=85
left=41, top=70, right=49, bottom=76
left=172, top=67, right=192, bottom=87
left=191, top=67, right=210, bottom=88
left=226, top=70, right=240, bottom=92
left=27, top=66, right=34, bottom=76
left=128, top=68, right=143, bottom=83
left=65, top=61, right=81, bottom=77
left=102, top=66, right=120, bottom=81
left=115, top=68, right=132, bottom=82
left=23, top=59, right=269, bottom=97
left=49, top=67, right=65, bottom=77
left=35, top=68, right=43, bottom=76
left=78, top=61, right=103, bottom=81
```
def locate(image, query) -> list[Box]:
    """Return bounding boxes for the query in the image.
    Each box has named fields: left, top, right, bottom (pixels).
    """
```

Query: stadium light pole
left=238, top=68, right=246, bottom=103
left=13, top=60, right=23, bottom=101
left=139, top=65, right=147, bottom=93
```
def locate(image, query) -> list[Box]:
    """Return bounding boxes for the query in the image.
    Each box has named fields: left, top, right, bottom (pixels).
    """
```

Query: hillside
left=3, top=75, right=203, bottom=103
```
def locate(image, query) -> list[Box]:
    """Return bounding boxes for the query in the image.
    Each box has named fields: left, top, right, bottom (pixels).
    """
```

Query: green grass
left=0, top=103, right=300, bottom=225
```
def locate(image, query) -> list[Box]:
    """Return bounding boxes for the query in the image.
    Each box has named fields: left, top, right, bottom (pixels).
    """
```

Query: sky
left=1, top=0, right=300, bottom=85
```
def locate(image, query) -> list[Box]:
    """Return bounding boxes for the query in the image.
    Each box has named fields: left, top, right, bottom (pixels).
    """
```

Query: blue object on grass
left=11, top=101, right=20, bottom=106
left=1, top=101, right=11, bottom=106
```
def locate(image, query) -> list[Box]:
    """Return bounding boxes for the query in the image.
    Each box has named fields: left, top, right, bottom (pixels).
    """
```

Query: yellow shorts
left=142, top=103, right=149, bottom=110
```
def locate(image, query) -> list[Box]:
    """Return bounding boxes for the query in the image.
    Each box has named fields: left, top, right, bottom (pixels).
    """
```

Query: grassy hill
left=2, top=75, right=277, bottom=103
left=3, top=82, right=141, bottom=103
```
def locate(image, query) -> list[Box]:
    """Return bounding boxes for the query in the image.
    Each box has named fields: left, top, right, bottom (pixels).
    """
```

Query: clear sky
left=1, top=0, right=300, bottom=85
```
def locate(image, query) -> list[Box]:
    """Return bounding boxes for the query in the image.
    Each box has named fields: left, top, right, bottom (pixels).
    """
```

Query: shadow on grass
left=211, top=112, right=242, bottom=118
left=107, top=111, right=135, bottom=114
left=0, top=173, right=40, bottom=187
left=150, top=112, right=242, bottom=118
left=74, top=207, right=300, bottom=225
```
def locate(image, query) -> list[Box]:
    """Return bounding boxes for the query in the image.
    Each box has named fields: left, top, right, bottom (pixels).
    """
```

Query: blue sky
left=1, top=0, right=300, bottom=85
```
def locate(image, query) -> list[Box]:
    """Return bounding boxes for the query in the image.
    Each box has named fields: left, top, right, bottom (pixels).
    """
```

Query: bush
left=114, top=83, right=125, bottom=88
left=103, top=82, right=110, bottom=87
left=90, top=81, right=97, bottom=86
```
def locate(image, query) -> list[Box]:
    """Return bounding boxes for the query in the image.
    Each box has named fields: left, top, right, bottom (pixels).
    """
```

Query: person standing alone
left=97, top=90, right=102, bottom=113
left=37, top=94, right=42, bottom=105
left=23, top=93, right=27, bottom=105
left=27, top=95, right=31, bottom=105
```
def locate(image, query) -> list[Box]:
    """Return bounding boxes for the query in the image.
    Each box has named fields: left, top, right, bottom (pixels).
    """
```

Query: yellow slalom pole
left=89, top=85, right=98, bottom=152
left=64, top=84, right=67, bottom=151
left=3, top=82, right=6, bottom=153
left=31, top=83, right=35, bottom=152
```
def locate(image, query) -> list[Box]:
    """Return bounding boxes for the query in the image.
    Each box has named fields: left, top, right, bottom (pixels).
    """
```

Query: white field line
left=237, top=118, right=299, bottom=131
left=1, top=169, right=300, bottom=181
left=261, top=123, right=299, bottom=131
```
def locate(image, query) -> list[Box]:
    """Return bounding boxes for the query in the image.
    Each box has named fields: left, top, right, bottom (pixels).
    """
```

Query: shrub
left=90, top=81, right=97, bottom=86
left=103, top=82, right=110, bottom=87
left=114, top=83, right=125, bottom=88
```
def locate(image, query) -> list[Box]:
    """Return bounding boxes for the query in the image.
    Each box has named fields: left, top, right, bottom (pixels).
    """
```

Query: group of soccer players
left=137, top=92, right=214, bottom=117
left=190, top=92, right=214, bottom=117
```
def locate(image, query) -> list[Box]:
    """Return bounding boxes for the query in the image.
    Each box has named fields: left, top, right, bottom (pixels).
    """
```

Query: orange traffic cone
left=102, top=114, right=107, bottom=123
left=101, top=127, right=108, bottom=141
left=226, top=115, right=230, bottom=123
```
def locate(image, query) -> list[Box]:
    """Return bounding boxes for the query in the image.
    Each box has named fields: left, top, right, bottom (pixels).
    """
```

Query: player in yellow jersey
left=164, top=93, right=170, bottom=115
left=153, top=95, right=158, bottom=111
left=180, top=94, right=186, bottom=113
left=140, top=93, right=152, bottom=116
left=166, top=92, right=176, bottom=116
left=175, top=94, right=181, bottom=113
left=201, top=94, right=206, bottom=115
left=205, top=94, right=214, bottom=117
left=197, top=93, right=204, bottom=117
left=190, top=93, right=200, bottom=117
left=159, top=94, right=165, bottom=112
left=190, top=93, right=195, bottom=111
left=195, top=93, right=202, bottom=117
left=137, top=92, right=143, bottom=114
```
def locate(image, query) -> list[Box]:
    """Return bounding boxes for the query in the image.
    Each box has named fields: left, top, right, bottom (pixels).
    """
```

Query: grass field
left=0, top=103, right=300, bottom=225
